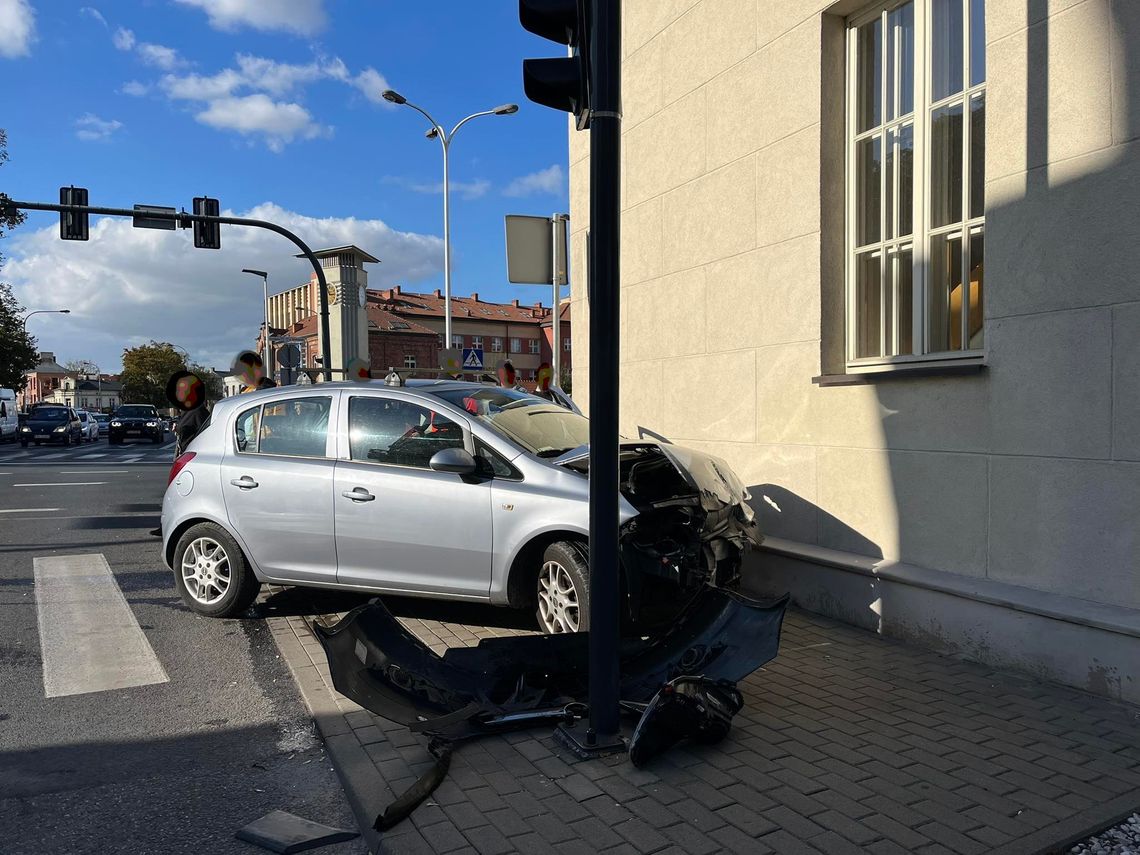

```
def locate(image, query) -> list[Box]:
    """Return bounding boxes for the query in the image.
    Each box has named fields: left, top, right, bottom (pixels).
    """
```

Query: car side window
left=235, top=406, right=261, bottom=453
left=348, top=397, right=464, bottom=468
left=255, top=396, right=332, bottom=457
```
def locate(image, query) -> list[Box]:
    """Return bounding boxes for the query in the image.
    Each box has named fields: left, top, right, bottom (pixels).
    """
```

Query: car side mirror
left=428, top=447, right=477, bottom=475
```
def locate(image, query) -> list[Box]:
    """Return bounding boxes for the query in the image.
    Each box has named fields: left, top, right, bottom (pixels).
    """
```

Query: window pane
left=349, top=397, right=465, bottom=467
left=932, top=0, right=964, bottom=101
left=970, top=0, right=986, bottom=86
left=856, top=135, right=882, bottom=246
left=931, top=103, right=964, bottom=228
left=855, top=253, right=882, bottom=358
left=929, top=233, right=963, bottom=352
left=888, top=2, right=914, bottom=120
left=258, top=397, right=331, bottom=457
left=856, top=17, right=882, bottom=132
left=886, top=124, right=914, bottom=239
left=235, top=406, right=261, bottom=453
left=896, top=248, right=914, bottom=355
left=970, top=95, right=985, bottom=219
left=968, top=231, right=984, bottom=348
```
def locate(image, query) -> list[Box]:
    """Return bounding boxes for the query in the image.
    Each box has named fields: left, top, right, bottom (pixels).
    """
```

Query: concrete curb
left=268, top=612, right=384, bottom=855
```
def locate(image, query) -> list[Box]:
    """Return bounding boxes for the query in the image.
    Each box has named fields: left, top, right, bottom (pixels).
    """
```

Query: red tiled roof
left=369, top=287, right=551, bottom=323
left=285, top=306, right=437, bottom=339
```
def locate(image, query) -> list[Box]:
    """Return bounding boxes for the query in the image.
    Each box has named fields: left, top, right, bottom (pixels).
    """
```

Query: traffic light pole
left=3, top=199, right=333, bottom=381
left=586, top=0, right=623, bottom=748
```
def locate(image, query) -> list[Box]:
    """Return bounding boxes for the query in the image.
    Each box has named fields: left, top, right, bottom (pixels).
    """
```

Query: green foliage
left=120, top=342, right=187, bottom=408
left=0, top=129, right=35, bottom=392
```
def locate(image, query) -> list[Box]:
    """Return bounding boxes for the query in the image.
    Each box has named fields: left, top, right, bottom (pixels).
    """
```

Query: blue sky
left=0, top=0, right=570, bottom=371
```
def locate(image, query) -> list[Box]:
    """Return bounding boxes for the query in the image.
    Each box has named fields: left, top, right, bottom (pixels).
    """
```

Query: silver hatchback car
left=161, top=380, right=762, bottom=631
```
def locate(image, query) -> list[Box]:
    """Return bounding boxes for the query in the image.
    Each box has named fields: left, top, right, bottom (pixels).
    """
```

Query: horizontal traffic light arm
left=5, top=197, right=336, bottom=382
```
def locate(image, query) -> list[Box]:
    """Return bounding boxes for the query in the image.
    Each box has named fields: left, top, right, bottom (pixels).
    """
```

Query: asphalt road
left=0, top=437, right=367, bottom=854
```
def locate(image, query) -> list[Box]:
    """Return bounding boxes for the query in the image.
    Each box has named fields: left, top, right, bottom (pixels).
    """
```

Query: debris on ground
left=235, top=810, right=359, bottom=854
left=1070, top=813, right=1140, bottom=855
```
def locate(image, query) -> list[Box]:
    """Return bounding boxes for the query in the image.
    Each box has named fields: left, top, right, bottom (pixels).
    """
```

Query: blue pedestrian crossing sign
left=462, top=348, right=484, bottom=370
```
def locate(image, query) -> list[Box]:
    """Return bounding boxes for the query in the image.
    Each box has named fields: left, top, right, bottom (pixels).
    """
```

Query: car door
left=334, top=392, right=493, bottom=597
left=219, top=392, right=339, bottom=584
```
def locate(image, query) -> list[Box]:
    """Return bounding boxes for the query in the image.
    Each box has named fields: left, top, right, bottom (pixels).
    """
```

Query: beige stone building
left=569, top=0, right=1139, bottom=701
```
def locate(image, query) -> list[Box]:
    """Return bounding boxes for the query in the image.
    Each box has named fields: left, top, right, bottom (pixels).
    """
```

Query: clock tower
left=303, top=245, right=379, bottom=377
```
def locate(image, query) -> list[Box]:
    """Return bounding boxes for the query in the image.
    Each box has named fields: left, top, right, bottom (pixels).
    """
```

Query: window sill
left=813, top=357, right=986, bottom=386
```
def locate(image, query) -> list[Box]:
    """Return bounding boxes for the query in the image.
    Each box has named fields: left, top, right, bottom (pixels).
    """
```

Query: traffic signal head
left=520, top=0, right=590, bottom=130
left=59, top=186, right=89, bottom=241
left=192, top=196, right=220, bottom=249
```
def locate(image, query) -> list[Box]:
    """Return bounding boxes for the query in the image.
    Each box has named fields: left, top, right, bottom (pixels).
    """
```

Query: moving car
left=161, top=381, right=761, bottom=629
left=0, top=389, right=17, bottom=443
left=20, top=404, right=83, bottom=446
left=92, top=413, right=110, bottom=437
left=77, top=410, right=100, bottom=442
left=109, top=404, right=165, bottom=444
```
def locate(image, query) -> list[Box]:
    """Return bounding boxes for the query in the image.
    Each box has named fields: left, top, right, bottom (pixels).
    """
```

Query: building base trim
left=748, top=538, right=1140, bottom=704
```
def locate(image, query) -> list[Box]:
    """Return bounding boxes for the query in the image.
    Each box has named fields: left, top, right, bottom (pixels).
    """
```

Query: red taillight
left=168, top=451, right=196, bottom=486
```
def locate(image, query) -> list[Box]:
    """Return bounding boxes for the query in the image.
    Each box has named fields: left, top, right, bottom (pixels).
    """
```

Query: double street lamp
left=242, top=268, right=270, bottom=373
left=381, top=88, right=518, bottom=347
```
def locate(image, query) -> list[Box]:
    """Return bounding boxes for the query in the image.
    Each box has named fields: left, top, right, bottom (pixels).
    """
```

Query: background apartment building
left=569, top=0, right=1139, bottom=701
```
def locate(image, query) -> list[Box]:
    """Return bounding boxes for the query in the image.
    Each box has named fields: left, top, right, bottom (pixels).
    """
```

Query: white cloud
left=137, top=42, right=187, bottom=70
left=503, top=165, right=566, bottom=197
left=75, top=113, right=123, bottom=142
left=383, top=175, right=491, bottom=201
left=351, top=67, right=391, bottom=105
left=0, top=0, right=36, bottom=59
left=175, top=0, right=326, bottom=36
left=112, top=26, right=135, bottom=51
left=80, top=7, right=108, bottom=28
left=160, top=69, right=242, bottom=100
left=195, top=94, right=328, bottom=152
left=4, top=203, right=443, bottom=371
left=121, top=80, right=149, bottom=96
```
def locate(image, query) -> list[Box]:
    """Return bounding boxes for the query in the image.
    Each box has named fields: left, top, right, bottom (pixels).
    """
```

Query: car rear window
left=32, top=407, right=68, bottom=418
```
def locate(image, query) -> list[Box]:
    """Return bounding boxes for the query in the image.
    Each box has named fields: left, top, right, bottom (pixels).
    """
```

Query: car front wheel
left=173, top=523, right=261, bottom=618
left=536, top=541, right=590, bottom=634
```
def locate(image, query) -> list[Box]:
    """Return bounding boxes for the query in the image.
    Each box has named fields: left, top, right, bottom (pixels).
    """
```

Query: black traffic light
left=520, top=0, right=591, bottom=130
left=59, top=186, right=89, bottom=241
left=193, top=196, right=220, bottom=249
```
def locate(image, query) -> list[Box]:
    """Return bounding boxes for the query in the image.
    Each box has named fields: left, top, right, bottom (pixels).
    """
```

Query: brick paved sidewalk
left=266, top=591, right=1140, bottom=855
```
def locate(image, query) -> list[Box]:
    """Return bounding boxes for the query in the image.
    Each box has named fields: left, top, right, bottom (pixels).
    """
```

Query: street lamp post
left=21, top=308, right=70, bottom=331
left=381, top=89, right=518, bottom=348
left=242, top=269, right=270, bottom=374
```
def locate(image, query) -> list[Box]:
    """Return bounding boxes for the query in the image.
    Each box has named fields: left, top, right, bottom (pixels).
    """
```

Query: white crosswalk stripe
left=33, top=553, right=169, bottom=697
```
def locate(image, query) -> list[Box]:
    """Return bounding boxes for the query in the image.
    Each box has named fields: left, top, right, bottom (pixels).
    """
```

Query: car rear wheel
left=536, top=541, right=590, bottom=634
left=173, top=523, right=261, bottom=618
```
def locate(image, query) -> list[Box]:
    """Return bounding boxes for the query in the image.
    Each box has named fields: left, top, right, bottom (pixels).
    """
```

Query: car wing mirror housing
left=429, top=447, right=477, bottom=475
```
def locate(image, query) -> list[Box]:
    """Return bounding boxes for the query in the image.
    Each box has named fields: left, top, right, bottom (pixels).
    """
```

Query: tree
left=120, top=342, right=187, bottom=408
left=0, top=129, right=36, bottom=392
left=188, top=363, right=224, bottom=402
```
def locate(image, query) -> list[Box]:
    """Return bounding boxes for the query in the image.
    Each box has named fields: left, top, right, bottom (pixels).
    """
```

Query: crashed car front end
left=555, top=441, right=763, bottom=622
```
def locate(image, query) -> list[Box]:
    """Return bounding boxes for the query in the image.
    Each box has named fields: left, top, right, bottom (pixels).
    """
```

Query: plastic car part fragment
left=628, top=676, right=744, bottom=767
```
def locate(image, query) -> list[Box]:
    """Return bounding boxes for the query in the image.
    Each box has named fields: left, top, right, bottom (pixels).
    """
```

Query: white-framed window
left=510, top=338, right=522, bottom=353
left=563, top=337, right=571, bottom=352
left=847, top=0, right=985, bottom=367
left=491, top=337, right=503, bottom=353
left=451, top=334, right=464, bottom=349
left=528, top=338, right=540, bottom=355
left=404, top=354, right=416, bottom=368
left=471, top=335, right=483, bottom=350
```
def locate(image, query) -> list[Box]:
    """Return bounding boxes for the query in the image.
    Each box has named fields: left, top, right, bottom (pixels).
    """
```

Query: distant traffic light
left=520, top=0, right=591, bottom=129
left=193, top=196, right=220, bottom=249
left=59, top=186, right=89, bottom=241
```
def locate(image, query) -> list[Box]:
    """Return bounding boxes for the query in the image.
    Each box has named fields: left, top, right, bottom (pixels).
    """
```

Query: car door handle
left=341, top=488, right=375, bottom=502
left=230, top=476, right=259, bottom=489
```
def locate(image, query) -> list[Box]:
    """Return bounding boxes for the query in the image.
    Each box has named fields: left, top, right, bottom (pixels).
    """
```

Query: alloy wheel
left=537, top=560, right=580, bottom=633
left=181, top=537, right=232, bottom=605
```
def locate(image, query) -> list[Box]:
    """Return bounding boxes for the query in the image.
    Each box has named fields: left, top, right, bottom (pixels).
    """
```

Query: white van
left=0, top=389, right=17, bottom=443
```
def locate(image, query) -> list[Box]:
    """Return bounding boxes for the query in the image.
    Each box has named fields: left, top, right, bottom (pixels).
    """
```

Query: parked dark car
left=20, top=405, right=83, bottom=447
left=109, top=404, right=165, bottom=444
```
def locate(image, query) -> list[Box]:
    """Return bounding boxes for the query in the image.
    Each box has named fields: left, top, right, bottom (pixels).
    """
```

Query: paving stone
left=558, top=773, right=605, bottom=802
left=527, top=813, right=578, bottom=844
left=613, top=817, right=671, bottom=852
left=581, top=795, right=631, bottom=825
left=757, top=829, right=826, bottom=855
left=483, top=807, right=531, bottom=839
left=460, top=824, right=514, bottom=855
left=715, top=802, right=778, bottom=837
left=862, top=811, right=933, bottom=850
left=569, top=817, right=623, bottom=850
left=419, top=820, right=470, bottom=853
left=659, top=820, right=722, bottom=855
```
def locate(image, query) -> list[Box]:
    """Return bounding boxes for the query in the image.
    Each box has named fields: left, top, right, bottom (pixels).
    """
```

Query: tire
left=535, top=541, right=590, bottom=634
left=172, top=522, right=261, bottom=618
left=63, top=433, right=71, bottom=447
left=110, top=436, right=121, bottom=445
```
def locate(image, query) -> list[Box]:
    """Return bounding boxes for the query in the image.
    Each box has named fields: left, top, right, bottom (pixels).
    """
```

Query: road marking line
left=121, top=455, right=144, bottom=462
left=0, top=507, right=61, bottom=514
left=58, top=470, right=129, bottom=474
left=38, top=454, right=66, bottom=460
left=160, top=442, right=175, bottom=450
left=13, top=481, right=108, bottom=487
left=33, top=553, right=169, bottom=698
left=83, top=453, right=108, bottom=458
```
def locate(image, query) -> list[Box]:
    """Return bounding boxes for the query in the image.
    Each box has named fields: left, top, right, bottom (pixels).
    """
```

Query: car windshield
left=429, top=387, right=589, bottom=457
left=32, top=407, right=68, bottom=419
left=115, top=406, right=156, bottom=418
left=93, top=414, right=109, bottom=422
